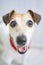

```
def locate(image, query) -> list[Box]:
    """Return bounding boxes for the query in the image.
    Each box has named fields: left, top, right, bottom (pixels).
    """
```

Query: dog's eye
left=10, top=20, right=17, bottom=27
left=27, top=20, right=33, bottom=27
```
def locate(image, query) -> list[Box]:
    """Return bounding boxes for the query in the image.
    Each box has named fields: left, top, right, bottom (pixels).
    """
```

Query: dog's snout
left=16, top=35, right=27, bottom=46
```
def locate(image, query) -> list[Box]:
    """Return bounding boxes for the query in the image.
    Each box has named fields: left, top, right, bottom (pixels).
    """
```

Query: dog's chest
left=2, top=42, right=29, bottom=65
left=2, top=40, right=29, bottom=65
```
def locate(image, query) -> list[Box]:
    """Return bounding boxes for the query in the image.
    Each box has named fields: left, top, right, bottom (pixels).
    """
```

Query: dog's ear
left=3, top=10, right=15, bottom=25
left=28, top=10, right=41, bottom=24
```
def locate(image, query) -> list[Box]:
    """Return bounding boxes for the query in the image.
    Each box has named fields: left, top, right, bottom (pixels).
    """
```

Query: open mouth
left=17, top=45, right=27, bottom=54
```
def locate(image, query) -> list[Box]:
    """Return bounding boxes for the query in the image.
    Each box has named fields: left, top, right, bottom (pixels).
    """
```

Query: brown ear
left=28, top=10, right=41, bottom=24
left=3, top=10, right=15, bottom=25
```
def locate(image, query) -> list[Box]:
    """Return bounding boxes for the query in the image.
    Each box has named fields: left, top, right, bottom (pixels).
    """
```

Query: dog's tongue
left=17, top=46, right=27, bottom=52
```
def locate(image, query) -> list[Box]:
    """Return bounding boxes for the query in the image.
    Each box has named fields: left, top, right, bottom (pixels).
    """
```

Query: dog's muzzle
left=10, top=36, right=30, bottom=54
left=17, top=45, right=28, bottom=54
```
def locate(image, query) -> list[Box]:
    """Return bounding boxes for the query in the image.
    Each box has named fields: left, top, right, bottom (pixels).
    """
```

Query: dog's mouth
left=10, top=36, right=30, bottom=54
left=17, top=45, right=28, bottom=54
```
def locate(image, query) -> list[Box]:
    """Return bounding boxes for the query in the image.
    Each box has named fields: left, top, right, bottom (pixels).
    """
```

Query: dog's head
left=3, top=10, right=41, bottom=54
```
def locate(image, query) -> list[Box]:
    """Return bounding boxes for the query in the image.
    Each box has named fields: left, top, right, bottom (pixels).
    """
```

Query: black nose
left=16, top=35, right=27, bottom=46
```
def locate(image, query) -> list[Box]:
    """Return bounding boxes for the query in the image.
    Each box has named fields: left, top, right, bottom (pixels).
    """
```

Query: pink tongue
left=17, top=46, right=26, bottom=52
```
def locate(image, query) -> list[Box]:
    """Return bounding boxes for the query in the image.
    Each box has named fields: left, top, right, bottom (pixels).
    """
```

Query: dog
left=0, top=10, right=41, bottom=65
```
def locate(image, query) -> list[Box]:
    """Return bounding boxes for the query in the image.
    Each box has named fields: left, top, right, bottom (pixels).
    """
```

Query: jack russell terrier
left=0, top=10, right=41, bottom=65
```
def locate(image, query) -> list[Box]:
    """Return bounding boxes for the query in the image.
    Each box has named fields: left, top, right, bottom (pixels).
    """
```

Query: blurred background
left=0, top=0, right=43, bottom=65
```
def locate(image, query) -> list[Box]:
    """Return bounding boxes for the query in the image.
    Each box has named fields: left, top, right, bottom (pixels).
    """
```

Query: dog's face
left=3, top=10, right=41, bottom=54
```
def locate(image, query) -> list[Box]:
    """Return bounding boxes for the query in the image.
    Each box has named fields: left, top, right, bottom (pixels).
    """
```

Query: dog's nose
left=16, top=35, right=27, bottom=46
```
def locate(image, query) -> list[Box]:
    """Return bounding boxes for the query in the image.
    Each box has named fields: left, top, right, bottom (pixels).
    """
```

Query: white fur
left=0, top=15, right=43, bottom=65
left=0, top=15, right=34, bottom=65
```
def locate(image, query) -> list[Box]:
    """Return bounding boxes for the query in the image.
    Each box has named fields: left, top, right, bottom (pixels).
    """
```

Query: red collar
left=10, top=37, right=17, bottom=51
left=10, top=36, right=31, bottom=51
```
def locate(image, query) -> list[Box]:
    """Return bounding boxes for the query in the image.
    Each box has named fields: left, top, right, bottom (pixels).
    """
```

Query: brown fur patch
left=3, top=10, right=41, bottom=25
left=28, top=10, right=41, bottom=24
